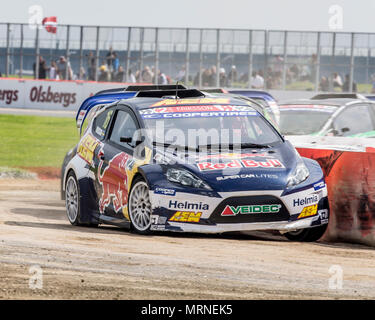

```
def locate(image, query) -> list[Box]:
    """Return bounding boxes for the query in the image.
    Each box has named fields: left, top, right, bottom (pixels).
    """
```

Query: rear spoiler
left=76, top=91, right=136, bottom=135
left=95, top=84, right=187, bottom=95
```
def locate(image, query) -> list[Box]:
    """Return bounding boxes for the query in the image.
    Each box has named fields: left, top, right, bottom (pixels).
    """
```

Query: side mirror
left=120, top=136, right=132, bottom=143
left=341, top=127, right=350, bottom=133
left=120, top=136, right=144, bottom=147
left=326, top=128, right=339, bottom=136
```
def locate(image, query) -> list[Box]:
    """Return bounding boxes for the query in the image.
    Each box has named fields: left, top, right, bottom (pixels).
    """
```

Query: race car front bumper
left=149, top=181, right=329, bottom=234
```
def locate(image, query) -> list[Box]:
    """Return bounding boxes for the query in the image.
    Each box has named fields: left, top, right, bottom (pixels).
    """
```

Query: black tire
left=128, top=176, right=152, bottom=235
left=65, top=171, right=98, bottom=227
left=283, top=224, right=328, bottom=242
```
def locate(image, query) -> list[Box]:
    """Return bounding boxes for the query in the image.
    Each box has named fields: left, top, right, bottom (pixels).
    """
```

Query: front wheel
left=65, top=171, right=82, bottom=226
left=65, top=171, right=98, bottom=227
left=128, top=177, right=152, bottom=234
left=283, top=224, right=328, bottom=242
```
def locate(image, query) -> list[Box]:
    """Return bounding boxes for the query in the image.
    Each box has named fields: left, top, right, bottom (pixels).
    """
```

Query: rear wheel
left=283, top=224, right=328, bottom=242
left=128, top=177, right=152, bottom=234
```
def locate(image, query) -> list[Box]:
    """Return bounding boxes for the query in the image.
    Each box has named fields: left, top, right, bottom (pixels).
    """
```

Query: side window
left=109, top=110, right=138, bottom=148
left=333, top=105, right=374, bottom=136
left=93, top=108, right=114, bottom=139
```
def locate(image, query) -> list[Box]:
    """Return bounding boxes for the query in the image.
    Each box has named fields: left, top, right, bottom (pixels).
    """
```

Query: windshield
left=140, top=104, right=282, bottom=148
left=279, top=105, right=336, bottom=135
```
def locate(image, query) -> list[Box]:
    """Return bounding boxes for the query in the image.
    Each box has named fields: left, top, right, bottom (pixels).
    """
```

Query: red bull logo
left=98, top=150, right=130, bottom=214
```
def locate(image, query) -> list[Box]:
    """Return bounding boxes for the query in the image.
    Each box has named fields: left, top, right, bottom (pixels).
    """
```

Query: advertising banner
left=0, top=78, right=131, bottom=111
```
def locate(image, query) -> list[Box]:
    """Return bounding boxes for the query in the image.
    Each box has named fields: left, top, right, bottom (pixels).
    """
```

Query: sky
left=1, top=0, right=375, bottom=32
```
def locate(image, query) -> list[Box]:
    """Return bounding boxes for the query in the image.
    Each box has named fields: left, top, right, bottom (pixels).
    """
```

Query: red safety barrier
left=297, top=147, right=375, bottom=246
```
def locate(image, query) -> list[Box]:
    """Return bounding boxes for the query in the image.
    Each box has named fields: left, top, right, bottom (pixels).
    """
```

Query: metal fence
left=1, top=23, right=375, bottom=93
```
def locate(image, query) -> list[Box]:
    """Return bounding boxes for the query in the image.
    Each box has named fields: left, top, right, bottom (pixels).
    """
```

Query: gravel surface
left=0, top=179, right=374, bottom=300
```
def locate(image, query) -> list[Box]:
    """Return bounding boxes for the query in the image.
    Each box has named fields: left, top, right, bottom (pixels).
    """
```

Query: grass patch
left=0, top=114, right=79, bottom=168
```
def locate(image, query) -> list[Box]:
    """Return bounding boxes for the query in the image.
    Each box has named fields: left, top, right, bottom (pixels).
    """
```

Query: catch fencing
left=1, top=23, right=375, bottom=92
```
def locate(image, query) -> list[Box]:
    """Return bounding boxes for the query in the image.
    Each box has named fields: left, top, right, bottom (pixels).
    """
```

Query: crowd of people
left=28, top=49, right=369, bottom=93
left=319, top=73, right=358, bottom=92
left=33, top=47, right=172, bottom=84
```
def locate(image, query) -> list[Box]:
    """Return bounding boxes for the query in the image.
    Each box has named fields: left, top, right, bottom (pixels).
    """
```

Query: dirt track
left=0, top=178, right=374, bottom=300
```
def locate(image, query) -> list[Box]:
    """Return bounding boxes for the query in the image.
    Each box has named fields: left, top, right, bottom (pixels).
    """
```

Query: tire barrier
left=292, top=136, right=375, bottom=246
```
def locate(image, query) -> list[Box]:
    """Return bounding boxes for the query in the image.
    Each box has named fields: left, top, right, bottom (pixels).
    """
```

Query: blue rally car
left=61, top=86, right=329, bottom=241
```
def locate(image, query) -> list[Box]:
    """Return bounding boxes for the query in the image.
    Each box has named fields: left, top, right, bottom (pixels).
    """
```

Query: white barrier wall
left=0, top=78, right=133, bottom=111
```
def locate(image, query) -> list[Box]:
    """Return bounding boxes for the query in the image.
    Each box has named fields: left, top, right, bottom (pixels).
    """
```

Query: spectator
left=49, top=60, right=58, bottom=80
left=112, top=52, right=120, bottom=74
left=343, top=74, right=357, bottom=92
left=310, top=54, right=318, bottom=82
left=219, top=68, right=227, bottom=87
left=98, top=63, right=110, bottom=82
left=201, top=68, right=212, bottom=87
left=157, top=70, right=168, bottom=85
left=273, top=55, right=283, bottom=85
left=135, top=70, right=141, bottom=82
left=87, top=51, right=96, bottom=81
left=371, top=74, right=375, bottom=93
left=106, top=47, right=116, bottom=73
left=79, top=66, right=86, bottom=80
left=332, top=72, right=343, bottom=90
left=319, top=76, right=329, bottom=92
left=33, top=56, right=48, bottom=79
left=299, top=65, right=311, bottom=82
left=209, top=66, right=217, bottom=87
left=289, top=64, right=299, bottom=81
left=114, top=66, right=125, bottom=82
left=141, top=66, right=153, bottom=83
left=176, top=65, right=186, bottom=81
left=57, top=56, right=72, bottom=80
left=128, top=69, right=136, bottom=83
left=227, top=65, right=238, bottom=86
left=193, top=69, right=202, bottom=86
left=265, top=67, right=274, bottom=89
left=250, top=71, right=264, bottom=89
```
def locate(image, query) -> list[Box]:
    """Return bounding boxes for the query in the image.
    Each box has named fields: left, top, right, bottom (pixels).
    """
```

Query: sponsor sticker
left=197, top=153, right=270, bottom=161
left=169, top=211, right=202, bottom=223
left=168, top=200, right=209, bottom=211
left=77, top=134, right=100, bottom=164
left=216, top=173, right=279, bottom=181
left=154, top=187, right=176, bottom=196
left=77, top=110, right=87, bottom=128
left=293, top=195, right=319, bottom=207
left=142, top=104, right=254, bottom=114
left=141, top=110, right=257, bottom=120
left=221, top=204, right=281, bottom=216
left=197, top=159, right=284, bottom=171
left=151, top=215, right=168, bottom=225
left=318, top=209, right=329, bottom=224
left=297, top=204, right=318, bottom=219
left=314, top=181, right=326, bottom=191
left=151, top=98, right=231, bottom=107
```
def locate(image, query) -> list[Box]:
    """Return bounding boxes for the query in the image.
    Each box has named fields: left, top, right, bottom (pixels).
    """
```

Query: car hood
left=154, top=141, right=298, bottom=192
